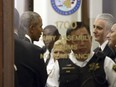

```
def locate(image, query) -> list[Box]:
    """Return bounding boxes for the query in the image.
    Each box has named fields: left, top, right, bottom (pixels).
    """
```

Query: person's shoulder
left=93, top=47, right=100, bottom=52
left=15, top=38, right=40, bottom=50
left=15, top=38, right=26, bottom=48
left=104, top=56, right=116, bottom=72
left=104, top=44, right=111, bottom=50
left=27, top=44, right=44, bottom=57
left=104, top=56, right=115, bottom=65
left=31, top=44, right=42, bottom=51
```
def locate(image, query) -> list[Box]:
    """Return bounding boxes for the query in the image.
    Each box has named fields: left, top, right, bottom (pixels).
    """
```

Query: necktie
left=94, top=47, right=101, bottom=53
left=97, top=47, right=101, bottom=52
left=95, top=47, right=105, bottom=58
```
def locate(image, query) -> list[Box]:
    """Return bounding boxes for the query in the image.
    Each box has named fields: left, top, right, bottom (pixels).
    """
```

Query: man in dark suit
left=93, top=13, right=115, bottom=60
left=14, top=10, right=47, bottom=87
left=94, top=43, right=115, bottom=58
left=15, top=39, right=47, bottom=87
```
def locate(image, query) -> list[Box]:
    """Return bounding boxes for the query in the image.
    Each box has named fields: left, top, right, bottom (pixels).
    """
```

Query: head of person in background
left=19, top=11, right=43, bottom=43
left=66, top=23, right=78, bottom=51
left=93, top=13, right=114, bottom=45
left=107, top=23, right=116, bottom=53
left=52, top=39, right=70, bottom=61
left=66, top=22, right=92, bottom=61
left=14, top=8, right=20, bottom=37
left=43, top=25, right=61, bottom=52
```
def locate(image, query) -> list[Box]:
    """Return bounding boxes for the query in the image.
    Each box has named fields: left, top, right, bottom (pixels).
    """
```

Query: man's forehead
left=43, top=29, right=55, bottom=34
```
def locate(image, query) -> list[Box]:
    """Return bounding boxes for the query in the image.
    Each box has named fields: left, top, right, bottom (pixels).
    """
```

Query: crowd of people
left=14, top=8, right=116, bottom=87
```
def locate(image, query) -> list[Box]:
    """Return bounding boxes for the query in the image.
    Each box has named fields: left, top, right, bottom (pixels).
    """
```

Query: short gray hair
left=19, top=11, right=41, bottom=39
left=95, top=13, right=115, bottom=30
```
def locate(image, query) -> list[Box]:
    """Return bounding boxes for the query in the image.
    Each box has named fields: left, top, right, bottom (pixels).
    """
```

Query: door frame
left=0, top=0, right=14, bottom=87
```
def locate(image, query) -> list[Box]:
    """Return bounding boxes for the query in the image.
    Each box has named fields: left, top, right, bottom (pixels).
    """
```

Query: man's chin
left=94, top=38, right=101, bottom=43
left=94, top=38, right=99, bottom=41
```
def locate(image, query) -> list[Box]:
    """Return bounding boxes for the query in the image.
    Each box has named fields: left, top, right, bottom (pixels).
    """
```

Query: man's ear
left=29, top=25, right=34, bottom=33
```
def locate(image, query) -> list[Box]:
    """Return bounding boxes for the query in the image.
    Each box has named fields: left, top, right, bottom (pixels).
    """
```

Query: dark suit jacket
left=94, top=44, right=115, bottom=60
left=24, top=36, right=46, bottom=56
left=15, top=36, right=47, bottom=87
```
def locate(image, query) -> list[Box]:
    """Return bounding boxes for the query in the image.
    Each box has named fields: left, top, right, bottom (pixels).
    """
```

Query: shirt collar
left=69, top=50, right=94, bottom=67
left=25, top=34, right=32, bottom=43
left=99, top=40, right=108, bottom=51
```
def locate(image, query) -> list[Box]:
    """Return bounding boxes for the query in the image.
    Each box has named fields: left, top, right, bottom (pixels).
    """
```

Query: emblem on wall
left=51, top=0, right=81, bottom=15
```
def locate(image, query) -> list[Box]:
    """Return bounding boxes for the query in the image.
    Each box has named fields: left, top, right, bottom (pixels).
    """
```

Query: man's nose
left=93, top=28, right=97, bottom=34
left=56, top=52, right=60, bottom=56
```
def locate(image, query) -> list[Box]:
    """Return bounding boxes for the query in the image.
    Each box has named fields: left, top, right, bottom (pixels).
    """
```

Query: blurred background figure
left=107, top=23, right=116, bottom=61
left=43, top=25, right=61, bottom=52
left=52, top=39, right=70, bottom=60
left=93, top=13, right=115, bottom=60
left=42, top=25, right=61, bottom=64
left=46, top=39, right=70, bottom=87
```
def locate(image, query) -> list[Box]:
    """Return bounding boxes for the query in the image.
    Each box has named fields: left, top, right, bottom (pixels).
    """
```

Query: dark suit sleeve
left=28, top=46, right=47, bottom=87
left=17, top=65, right=37, bottom=87
left=15, top=39, right=47, bottom=87
left=32, top=46, right=48, bottom=87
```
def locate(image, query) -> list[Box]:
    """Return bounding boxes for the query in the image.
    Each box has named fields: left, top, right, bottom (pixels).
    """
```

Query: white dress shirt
left=99, top=40, right=108, bottom=51
left=25, top=34, right=32, bottom=43
left=46, top=54, right=59, bottom=87
left=44, top=49, right=50, bottom=63
left=69, top=50, right=94, bottom=67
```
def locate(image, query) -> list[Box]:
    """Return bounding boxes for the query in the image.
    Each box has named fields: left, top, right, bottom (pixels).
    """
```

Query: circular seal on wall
left=51, top=0, right=81, bottom=15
